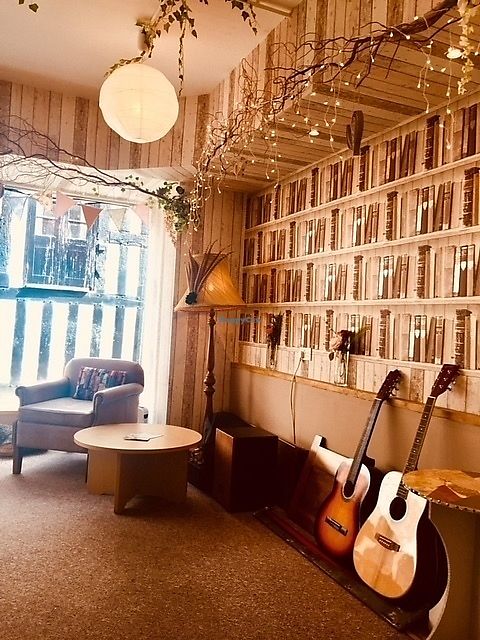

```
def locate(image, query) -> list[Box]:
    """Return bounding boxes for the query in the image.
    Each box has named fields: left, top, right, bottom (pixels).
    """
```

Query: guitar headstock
left=377, top=369, right=402, bottom=400
left=431, top=364, right=461, bottom=397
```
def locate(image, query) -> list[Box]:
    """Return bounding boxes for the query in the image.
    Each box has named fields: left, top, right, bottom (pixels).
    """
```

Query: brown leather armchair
left=13, top=357, right=144, bottom=474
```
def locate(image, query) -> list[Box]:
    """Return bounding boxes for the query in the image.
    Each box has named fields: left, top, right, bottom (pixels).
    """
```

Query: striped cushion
left=73, top=367, right=126, bottom=401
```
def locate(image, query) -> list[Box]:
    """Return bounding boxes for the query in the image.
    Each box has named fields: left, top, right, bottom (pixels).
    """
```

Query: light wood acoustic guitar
left=353, top=364, right=460, bottom=599
left=314, top=369, right=402, bottom=560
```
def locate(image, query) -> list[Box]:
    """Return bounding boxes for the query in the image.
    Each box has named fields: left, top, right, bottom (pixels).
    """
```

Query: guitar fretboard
left=398, top=396, right=436, bottom=500
left=346, top=397, right=383, bottom=488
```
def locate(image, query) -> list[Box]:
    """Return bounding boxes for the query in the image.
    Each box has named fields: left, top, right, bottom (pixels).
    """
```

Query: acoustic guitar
left=314, top=369, right=401, bottom=560
left=353, top=363, right=460, bottom=599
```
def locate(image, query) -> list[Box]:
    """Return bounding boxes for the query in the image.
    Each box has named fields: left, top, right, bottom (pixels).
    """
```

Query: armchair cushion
left=18, top=397, right=95, bottom=428
left=73, top=367, right=127, bottom=401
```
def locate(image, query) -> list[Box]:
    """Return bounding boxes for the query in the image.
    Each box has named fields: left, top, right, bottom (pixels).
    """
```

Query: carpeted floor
left=0, top=452, right=409, bottom=640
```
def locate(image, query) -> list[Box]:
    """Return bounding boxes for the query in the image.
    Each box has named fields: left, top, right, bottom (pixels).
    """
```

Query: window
left=25, top=199, right=93, bottom=289
left=0, top=188, right=149, bottom=386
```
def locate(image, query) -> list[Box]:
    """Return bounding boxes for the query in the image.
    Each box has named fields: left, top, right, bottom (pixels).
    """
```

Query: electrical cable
left=289, top=353, right=303, bottom=446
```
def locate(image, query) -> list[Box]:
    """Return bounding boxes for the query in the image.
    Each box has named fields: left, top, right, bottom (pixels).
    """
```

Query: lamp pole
left=203, top=308, right=216, bottom=427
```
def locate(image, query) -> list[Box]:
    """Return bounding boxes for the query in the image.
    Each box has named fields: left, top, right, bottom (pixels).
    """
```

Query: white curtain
left=140, top=208, right=176, bottom=423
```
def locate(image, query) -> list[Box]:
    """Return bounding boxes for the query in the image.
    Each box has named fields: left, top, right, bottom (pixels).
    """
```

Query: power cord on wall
left=289, top=353, right=303, bottom=446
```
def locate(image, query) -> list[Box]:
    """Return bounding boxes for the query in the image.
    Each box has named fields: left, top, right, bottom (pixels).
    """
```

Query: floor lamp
left=175, top=250, right=245, bottom=487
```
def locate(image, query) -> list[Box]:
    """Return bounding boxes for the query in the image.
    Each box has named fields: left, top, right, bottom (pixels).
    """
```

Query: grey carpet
left=0, top=452, right=408, bottom=640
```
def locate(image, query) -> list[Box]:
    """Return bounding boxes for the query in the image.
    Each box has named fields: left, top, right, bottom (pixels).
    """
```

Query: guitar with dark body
left=353, top=364, right=459, bottom=599
left=314, top=369, right=402, bottom=560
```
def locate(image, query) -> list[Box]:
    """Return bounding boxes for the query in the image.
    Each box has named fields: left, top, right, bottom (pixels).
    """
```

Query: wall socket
left=301, top=348, right=313, bottom=361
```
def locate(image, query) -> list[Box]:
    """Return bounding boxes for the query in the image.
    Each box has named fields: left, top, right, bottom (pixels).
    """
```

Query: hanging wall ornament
left=346, top=110, right=364, bottom=156
left=81, top=204, right=102, bottom=229
left=54, top=191, right=75, bottom=218
left=108, top=208, right=128, bottom=231
left=134, top=203, right=151, bottom=226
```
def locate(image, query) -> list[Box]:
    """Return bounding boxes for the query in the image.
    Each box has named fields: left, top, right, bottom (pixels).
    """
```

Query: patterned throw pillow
left=73, top=367, right=127, bottom=401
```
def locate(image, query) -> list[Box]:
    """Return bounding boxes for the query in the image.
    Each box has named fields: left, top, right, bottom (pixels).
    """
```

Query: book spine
left=463, top=168, right=479, bottom=227
left=416, top=244, right=430, bottom=299
left=310, top=168, right=319, bottom=208
left=330, top=208, right=339, bottom=251
left=353, top=255, right=363, bottom=301
left=467, top=104, right=477, bottom=156
left=385, top=191, right=397, bottom=241
left=270, top=268, right=277, bottom=303
left=256, top=231, right=263, bottom=264
left=378, top=309, right=390, bottom=359
left=288, top=222, right=296, bottom=258
left=424, top=115, right=440, bottom=170
left=305, top=262, right=313, bottom=302
left=455, top=308, right=471, bottom=368
left=324, top=309, right=334, bottom=351
left=284, top=309, right=292, bottom=346
left=359, top=146, right=369, bottom=191
left=434, top=316, right=445, bottom=365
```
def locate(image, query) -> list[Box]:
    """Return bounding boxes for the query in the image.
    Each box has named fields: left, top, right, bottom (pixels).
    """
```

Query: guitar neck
left=347, top=397, right=383, bottom=486
left=397, top=395, right=436, bottom=499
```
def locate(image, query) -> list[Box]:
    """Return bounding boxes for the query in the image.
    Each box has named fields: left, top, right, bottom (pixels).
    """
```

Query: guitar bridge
left=325, top=516, right=348, bottom=536
left=375, top=533, right=400, bottom=552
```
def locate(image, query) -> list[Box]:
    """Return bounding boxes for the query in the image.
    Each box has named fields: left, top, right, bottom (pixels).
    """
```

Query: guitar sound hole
left=389, top=497, right=407, bottom=521
left=343, top=480, right=354, bottom=499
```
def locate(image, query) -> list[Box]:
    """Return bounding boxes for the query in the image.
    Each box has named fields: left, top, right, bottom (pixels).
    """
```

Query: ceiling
left=0, top=0, right=299, bottom=98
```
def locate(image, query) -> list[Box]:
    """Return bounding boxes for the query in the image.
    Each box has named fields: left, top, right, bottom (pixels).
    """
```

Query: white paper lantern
left=99, top=63, right=179, bottom=144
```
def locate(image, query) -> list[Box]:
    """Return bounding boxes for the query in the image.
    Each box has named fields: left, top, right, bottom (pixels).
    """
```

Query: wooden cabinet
left=213, top=425, right=278, bottom=512
left=237, top=90, right=480, bottom=414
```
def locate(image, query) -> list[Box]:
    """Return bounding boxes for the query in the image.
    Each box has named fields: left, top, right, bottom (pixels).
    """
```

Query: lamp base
left=188, top=455, right=214, bottom=492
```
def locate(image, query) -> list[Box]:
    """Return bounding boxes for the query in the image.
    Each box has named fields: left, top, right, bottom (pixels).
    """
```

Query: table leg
left=113, top=450, right=189, bottom=514
left=85, top=449, right=116, bottom=494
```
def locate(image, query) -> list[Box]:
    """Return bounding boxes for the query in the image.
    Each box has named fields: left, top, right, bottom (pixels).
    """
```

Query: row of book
left=243, top=174, right=478, bottom=266
left=242, top=241, right=480, bottom=303
left=244, top=102, right=480, bottom=230
left=242, top=262, right=351, bottom=304
left=239, top=308, right=478, bottom=369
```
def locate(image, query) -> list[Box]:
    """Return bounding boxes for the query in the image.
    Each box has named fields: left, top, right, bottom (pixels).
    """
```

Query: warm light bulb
left=309, top=129, right=320, bottom=137
left=446, top=46, right=463, bottom=60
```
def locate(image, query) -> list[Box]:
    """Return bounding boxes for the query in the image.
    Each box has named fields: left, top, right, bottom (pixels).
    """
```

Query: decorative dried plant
left=184, top=242, right=230, bottom=305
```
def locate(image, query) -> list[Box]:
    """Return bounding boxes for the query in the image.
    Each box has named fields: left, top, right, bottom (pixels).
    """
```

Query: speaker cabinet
left=213, top=425, right=278, bottom=512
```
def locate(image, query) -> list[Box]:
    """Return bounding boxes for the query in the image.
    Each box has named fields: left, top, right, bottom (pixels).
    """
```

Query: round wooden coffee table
left=74, top=423, right=201, bottom=513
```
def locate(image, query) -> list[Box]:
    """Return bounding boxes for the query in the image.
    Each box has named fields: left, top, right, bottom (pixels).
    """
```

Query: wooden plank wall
left=0, top=80, right=201, bottom=175
left=167, top=189, right=245, bottom=431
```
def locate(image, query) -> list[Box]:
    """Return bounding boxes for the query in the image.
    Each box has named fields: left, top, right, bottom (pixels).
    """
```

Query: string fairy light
left=190, top=0, right=473, bottom=221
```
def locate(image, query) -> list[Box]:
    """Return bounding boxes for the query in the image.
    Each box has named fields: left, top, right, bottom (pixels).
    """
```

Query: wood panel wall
left=0, top=79, right=205, bottom=177
left=167, top=189, right=245, bottom=431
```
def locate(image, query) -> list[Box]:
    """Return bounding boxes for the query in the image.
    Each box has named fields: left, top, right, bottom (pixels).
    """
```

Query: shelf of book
left=243, top=151, right=480, bottom=234
left=238, top=90, right=480, bottom=410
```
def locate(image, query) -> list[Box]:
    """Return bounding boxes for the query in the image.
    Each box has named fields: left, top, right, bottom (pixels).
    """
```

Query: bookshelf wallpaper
left=237, top=90, right=480, bottom=415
